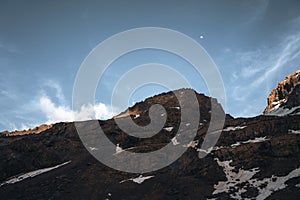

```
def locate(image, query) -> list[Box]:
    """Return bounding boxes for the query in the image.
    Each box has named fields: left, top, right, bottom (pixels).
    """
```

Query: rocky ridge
left=1, top=124, right=53, bottom=137
left=0, top=73, right=300, bottom=199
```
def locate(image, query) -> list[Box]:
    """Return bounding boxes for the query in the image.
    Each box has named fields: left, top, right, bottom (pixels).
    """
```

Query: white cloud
left=39, top=95, right=116, bottom=124
left=236, top=48, right=268, bottom=78
left=39, top=96, right=73, bottom=123
left=241, top=66, right=264, bottom=78
left=36, top=80, right=118, bottom=125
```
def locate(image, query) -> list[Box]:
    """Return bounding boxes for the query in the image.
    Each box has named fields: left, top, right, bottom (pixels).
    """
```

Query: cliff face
left=264, top=70, right=300, bottom=114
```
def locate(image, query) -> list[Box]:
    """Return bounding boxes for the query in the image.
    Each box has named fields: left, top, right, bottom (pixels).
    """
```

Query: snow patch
left=120, top=175, right=154, bottom=184
left=213, top=159, right=260, bottom=199
left=230, top=136, right=269, bottom=148
left=115, top=144, right=123, bottom=154
left=223, top=126, right=247, bottom=131
left=212, top=159, right=300, bottom=200
left=197, top=147, right=215, bottom=154
left=265, top=105, right=300, bottom=116
left=183, top=140, right=199, bottom=148
left=164, top=127, right=174, bottom=132
left=253, top=167, right=300, bottom=200
left=171, top=137, right=180, bottom=145
left=271, top=99, right=287, bottom=106
left=89, top=147, right=98, bottom=151
left=0, top=161, right=71, bottom=187
left=288, top=129, right=300, bottom=134
left=182, top=140, right=223, bottom=154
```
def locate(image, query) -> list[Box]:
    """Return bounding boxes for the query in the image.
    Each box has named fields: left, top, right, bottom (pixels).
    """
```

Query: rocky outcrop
left=264, top=70, right=300, bottom=114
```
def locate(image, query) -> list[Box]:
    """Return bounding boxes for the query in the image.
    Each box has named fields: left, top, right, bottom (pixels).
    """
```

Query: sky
left=1, top=0, right=300, bottom=131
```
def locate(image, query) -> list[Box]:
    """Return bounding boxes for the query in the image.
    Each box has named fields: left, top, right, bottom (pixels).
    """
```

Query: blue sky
left=1, top=0, right=300, bottom=131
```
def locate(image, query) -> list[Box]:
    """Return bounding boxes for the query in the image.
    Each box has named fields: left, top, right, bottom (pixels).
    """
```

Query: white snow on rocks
left=265, top=105, right=300, bottom=116
left=163, top=127, right=174, bottom=132
left=213, top=158, right=260, bottom=199
left=243, top=136, right=269, bottom=144
left=182, top=136, right=269, bottom=155
left=113, top=146, right=136, bottom=155
left=89, top=147, right=98, bottom=151
left=197, top=146, right=222, bottom=154
left=182, top=140, right=199, bottom=148
left=253, top=167, right=300, bottom=200
left=171, top=106, right=180, bottom=110
left=115, top=144, right=123, bottom=154
left=230, top=136, right=269, bottom=148
left=133, top=114, right=140, bottom=119
left=0, top=161, right=71, bottom=187
left=171, top=137, right=180, bottom=145
left=212, top=159, right=300, bottom=200
left=271, top=99, right=287, bottom=107
left=223, top=126, right=247, bottom=132
left=288, top=129, right=300, bottom=134
left=182, top=140, right=223, bottom=154
left=120, top=175, right=154, bottom=184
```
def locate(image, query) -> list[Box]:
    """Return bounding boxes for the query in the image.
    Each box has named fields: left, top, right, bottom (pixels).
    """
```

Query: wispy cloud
left=228, top=31, right=300, bottom=117
left=251, top=33, right=300, bottom=86
left=234, top=31, right=300, bottom=89
left=0, top=116, right=36, bottom=132
left=42, top=80, right=66, bottom=105
left=245, top=0, right=269, bottom=23
left=0, top=73, right=17, bottom=101
left=0, top=41, right=21, bottom=54
left=236, top=49, right=267, bottom=78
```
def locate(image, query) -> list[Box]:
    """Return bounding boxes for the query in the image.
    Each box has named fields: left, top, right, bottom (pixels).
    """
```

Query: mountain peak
left=264, top=70, right=300, bottom=115
left=114, top=88, right=228, bottom=121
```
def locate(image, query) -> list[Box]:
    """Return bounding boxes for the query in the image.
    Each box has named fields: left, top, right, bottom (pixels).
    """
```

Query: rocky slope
left=264, top=70, right=300, bottom=115
left=0, top=76, right=300, bottom=199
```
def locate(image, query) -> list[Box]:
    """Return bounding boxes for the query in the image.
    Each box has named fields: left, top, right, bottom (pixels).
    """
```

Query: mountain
left=264, top=70, right=300, bottom=116
left=0, top=74, right=300, bottom=200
